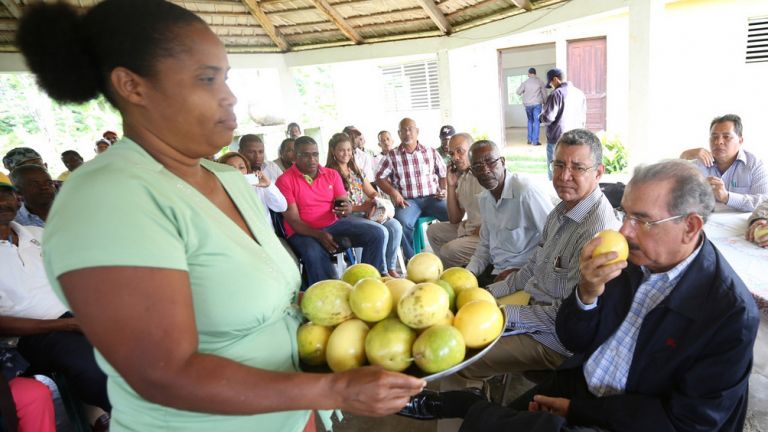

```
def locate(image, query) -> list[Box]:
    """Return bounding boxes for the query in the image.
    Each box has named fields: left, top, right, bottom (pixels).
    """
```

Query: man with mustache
left=679, top=114, right=767, bottom=212
left=463, top=139, right=553, bottom=286
left=401, top=160, right=759, bottom=432
left=10, top=164, right=56, bottom=228
left=0, top=177, right=111, bottom=416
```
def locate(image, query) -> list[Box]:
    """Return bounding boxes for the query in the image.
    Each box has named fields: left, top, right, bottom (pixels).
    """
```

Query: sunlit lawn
left=503, top=152, right=547, bottom=175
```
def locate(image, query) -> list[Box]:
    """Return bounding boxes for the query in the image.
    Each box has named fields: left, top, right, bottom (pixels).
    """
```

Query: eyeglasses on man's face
left=470, top=157, right=502, bottom=173
left=549, top=161, right=595, bottom=177
left=616, top=208, right=686, bottom=232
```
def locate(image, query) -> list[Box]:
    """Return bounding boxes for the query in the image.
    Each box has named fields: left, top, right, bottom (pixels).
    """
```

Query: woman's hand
left=254, top=170, right=270, bottom=188
left=328, top=367, right=425, bottom=417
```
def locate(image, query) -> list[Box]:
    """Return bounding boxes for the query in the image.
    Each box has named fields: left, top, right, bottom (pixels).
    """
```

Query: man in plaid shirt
left=376, top=118, right=449, bottom=259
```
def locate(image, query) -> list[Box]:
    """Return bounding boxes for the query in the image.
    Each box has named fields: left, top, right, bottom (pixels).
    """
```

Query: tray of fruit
left=297, top=252, right=507, bottom=382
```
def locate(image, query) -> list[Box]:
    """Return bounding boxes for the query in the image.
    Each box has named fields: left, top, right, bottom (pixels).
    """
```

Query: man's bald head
left=398, top=118, right=419, bottom=147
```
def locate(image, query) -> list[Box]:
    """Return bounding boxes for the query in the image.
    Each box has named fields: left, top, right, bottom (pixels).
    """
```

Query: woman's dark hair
left=218, top=151, right=252, bottom=173
left=16, top=0, right=205, bottom=106
left=325, top=133, right=362, bottom=192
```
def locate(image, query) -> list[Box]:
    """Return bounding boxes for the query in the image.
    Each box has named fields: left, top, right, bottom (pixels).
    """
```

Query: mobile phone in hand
left=334, top=198, right=348, bottom=209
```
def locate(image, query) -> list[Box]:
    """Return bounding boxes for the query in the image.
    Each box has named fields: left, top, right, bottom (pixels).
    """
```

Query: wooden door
left=567, top=37, right=607, bottom=132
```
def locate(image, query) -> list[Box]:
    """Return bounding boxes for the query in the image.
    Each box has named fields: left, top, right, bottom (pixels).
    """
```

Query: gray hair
left=10, top=163, right=49, bottom=187
left=554, top=129, right=602, bottom=167
left=468, top=139, right=499, bottom=162
left=451, top=132, right=474, bottom=144
left=628, top=159, right=715, bottom=222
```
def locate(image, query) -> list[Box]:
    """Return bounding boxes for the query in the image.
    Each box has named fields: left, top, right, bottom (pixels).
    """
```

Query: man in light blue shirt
left=10, top=164, right=56, bottom=228
left=679, top=114, right=767, bottom=211
left=465, top=140, right=553, bottom=286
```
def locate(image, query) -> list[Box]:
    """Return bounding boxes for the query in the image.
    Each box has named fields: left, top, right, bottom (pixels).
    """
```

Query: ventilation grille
left=747, top=16, right=768, bottom=63
left=381, top=60, right=440, bottom=111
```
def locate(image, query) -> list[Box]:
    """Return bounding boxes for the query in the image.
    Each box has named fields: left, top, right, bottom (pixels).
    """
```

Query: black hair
left=9, top=163, right=50, bottom=186
left=238, top=134, right=263, bottom=148
left=16, top=0, right=205, bottom=106
left=555, top=128, right=603, bottom=167
left=279, top=138, right=295, bottom=155
left=61, top=150, right=83, bottom=159
left=294, top=136, right=317, bottom=151
left=710, top=114, right=743, bottom=137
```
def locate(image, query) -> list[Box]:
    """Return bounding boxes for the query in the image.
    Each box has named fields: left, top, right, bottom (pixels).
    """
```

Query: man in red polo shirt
left=376, top=118, right=449, bottom=259
left=276, top=136, right=388, bottom=285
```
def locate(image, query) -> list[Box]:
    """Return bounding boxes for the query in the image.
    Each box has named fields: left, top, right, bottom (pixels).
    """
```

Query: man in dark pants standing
left=400, top=160, right=759, bottom=432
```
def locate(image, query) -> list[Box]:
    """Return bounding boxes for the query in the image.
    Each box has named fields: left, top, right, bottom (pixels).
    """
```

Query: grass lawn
left=503, top=152, right=547, bottom=175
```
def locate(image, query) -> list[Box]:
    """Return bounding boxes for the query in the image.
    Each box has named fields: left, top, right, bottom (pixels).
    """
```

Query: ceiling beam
left=414, top=0, right=452, bottom=35
left=507, top=0, right=534, bottom=12
left=240, top=0, right=290, bottom=51
left=307, top=0, right=364, bottom=45
left=0, top=0, right=21, bottom=18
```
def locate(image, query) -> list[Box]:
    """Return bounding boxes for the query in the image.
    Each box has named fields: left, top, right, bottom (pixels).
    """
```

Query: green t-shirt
left=43, top=139, right=308, bottom=431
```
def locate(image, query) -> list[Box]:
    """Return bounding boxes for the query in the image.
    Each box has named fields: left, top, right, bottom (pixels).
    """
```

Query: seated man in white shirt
left=238, top=134, right=283, bottom=182
left=0, top=179, right=109, bottom=414
left=679, top=114, right=767, bottom=211
left=464, top=140, right=554, bottom=286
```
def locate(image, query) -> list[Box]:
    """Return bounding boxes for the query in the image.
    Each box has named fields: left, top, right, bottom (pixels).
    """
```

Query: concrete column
left=437, top=49, right=452, bottom=124
left=627, top=0, right=665, bottom=167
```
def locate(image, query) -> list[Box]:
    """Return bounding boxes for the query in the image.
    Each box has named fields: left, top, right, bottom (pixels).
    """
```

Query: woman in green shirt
left=17, top=1, right=424, bottom=431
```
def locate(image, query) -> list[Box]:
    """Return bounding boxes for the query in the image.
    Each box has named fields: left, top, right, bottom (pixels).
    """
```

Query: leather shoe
left=398, top=388, right=485, bottom=420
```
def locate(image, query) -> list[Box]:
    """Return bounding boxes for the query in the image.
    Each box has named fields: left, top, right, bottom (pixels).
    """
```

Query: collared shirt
left=582, top=242, right=704, bottom=397
left=272, top=158, right=290, bottom=173
left=516, top=76, right=548, bottom=106
left=13, top=203, right=45, bottom=228
left=487, top=186, right=620, bottom=355
left=437, top=147, right=451, bottom=165
left=454, top=170, right=485, bottom=238
left=375, top=142, right=447, bottom=199
left=540, top=82, right=587, bottom=144
left=275, top=164, right=346, bottom=237
left=354, top=148, right=376, bottom=182
left=252, top=183, right=287, bottom=228
left=692, top=148, right=768, bottom=212
left=0, top=221, right=68, bottom=320
left=467, top=173, right=554, bottom=275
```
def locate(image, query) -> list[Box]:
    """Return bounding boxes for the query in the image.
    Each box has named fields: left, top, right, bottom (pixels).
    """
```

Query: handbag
left=367, top=197, right=395, bottom=224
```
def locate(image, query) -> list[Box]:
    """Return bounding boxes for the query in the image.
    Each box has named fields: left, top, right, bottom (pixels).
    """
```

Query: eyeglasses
left=470, top=157, right=502, bottom=172
left=549, top=161, right=595, bottom=177
left=616, top=208, right=686, bottom=231
left=297, top=151, right=320, bottom=159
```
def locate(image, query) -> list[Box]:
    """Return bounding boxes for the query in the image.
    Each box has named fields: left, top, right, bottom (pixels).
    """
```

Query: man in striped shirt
left=679, top=114, right=767, bottom=212
left=376, top=118, right=449, bottom=259
left=461, top=129, right=620, bottom=380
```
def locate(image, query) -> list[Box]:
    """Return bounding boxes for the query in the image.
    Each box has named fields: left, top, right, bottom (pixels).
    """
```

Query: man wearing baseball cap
left=540, top=68, right=587, bottom=180
left=438, top=125, right=455, bottom=165
left=2, top=147, right=45, bottom=172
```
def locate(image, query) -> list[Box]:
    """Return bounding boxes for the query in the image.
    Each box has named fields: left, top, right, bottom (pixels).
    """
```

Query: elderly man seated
left=276, top=136, right=388, bottom=285
left=746, top=199, right=768, bottom=247
left=680, top=114, right=767, bottom=211
left=400, top=160, right=759, bottom=432
left=464, top=139, right=554, bottom=287
left=11, top=164, right=56, bottom=228
left=0, top=178, right=110, bottom=415
left=426, top=133, right=484, bottom=269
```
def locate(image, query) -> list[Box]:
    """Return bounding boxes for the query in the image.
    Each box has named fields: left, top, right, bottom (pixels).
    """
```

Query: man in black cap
left=438, top=125, right=455, bottom=165
left=540, top=68, right=587, bottom=180
left=516, top=67, right=547, bottom=145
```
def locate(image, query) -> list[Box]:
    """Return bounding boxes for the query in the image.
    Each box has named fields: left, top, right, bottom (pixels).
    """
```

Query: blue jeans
left=546, top=142, right=556, bottom=180
left=288, top=217, right=387, bottom=286
left=350, top=216, right=403, bottom=271
left=394, top=197, right=449, bottom=260
left=525, top=104, right=542, bottom=144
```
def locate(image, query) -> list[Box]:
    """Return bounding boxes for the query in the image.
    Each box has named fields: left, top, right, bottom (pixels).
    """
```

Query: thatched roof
left=0, top=0, right=567, bottom=53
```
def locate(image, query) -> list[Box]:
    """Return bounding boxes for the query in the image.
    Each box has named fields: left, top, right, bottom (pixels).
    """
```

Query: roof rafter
left=507, top=0, right=534, bottom=11
left=414, top=0, right=452, bottom=35
left=307, top=0, right=364, bottom=45
left=0, top=0, right=21, bottom=18
left=240, top=0, right=290, bottom=52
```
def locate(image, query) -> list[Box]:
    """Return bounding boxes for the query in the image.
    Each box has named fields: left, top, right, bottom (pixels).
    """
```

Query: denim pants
left=288, top=217, right=387, bottom=286
left=547, top=142, right=556, bottom=180
left=349, top=216, right=403, bottom=271
left=394, top=196, right=449, bottom=260
left=525, top=104, right=542, bottom=143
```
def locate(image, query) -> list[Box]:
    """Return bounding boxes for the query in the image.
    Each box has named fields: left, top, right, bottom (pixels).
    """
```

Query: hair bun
left=16, top=2, right=101, bottom=103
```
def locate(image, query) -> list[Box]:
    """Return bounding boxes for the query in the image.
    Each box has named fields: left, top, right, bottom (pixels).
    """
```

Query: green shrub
left=598, top=132, right=628, bottom=174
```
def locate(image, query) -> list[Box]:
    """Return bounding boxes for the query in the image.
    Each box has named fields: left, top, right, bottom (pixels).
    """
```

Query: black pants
left=460, top=368, right=602, bottom=432
left=18, top=329, right=110, bottom=411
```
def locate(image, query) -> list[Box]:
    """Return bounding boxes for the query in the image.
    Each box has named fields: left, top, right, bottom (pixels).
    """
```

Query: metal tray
left=301, top=307, right=506, bottom=382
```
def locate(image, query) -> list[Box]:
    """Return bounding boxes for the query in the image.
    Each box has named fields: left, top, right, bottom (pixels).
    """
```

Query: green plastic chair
left=412, top=216, right=437, bottom=254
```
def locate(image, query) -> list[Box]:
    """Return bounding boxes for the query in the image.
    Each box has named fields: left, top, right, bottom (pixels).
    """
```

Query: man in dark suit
left=399, top=159, right=759, bottom=432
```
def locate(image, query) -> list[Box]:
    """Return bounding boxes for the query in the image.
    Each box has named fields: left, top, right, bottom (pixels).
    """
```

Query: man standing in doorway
left=516, top=67, right=547, bottom=146
left=540, top=68, right=587, bottom=180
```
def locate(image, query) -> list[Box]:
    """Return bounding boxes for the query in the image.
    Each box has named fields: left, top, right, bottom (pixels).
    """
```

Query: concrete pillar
left=437, top=49, right=452, bottom=124
left=627, top=0, right=665, bottom=167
